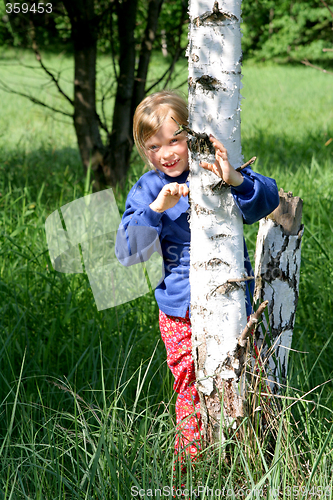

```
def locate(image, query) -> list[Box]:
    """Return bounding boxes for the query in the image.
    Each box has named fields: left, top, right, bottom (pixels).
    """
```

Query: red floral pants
left=159, top=310, right=202, bottom=460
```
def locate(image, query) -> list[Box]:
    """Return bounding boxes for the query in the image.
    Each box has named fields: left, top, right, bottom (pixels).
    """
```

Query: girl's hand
left=200, top=135, right=243, bottom=187
left=149, top=183, right=189, bottom=213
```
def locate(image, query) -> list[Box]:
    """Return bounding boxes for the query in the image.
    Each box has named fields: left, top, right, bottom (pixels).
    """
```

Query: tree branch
left=28, top=21, right=74, bottom=108
left=145, top=45, right=186, bottom=94
left=163, top=0, right=188, bottom=89
left=227, top=276, right=254, bottom=283
left=174, top=78, right=188, bottom=90
left=236, top=157, right=257, bottom=171
left=96, top=110, right=109, bottom=134
left=0, top=78, right=73, bottom=118
left=133, top=0, right=164, bottom=106
left=238, top=300, right=269, bottom=347
left=301, top=59, right=333, bottom=75
left=146, top=0, right=188, bottom=94
left=319, top=0, right=333, bottom=20
left=172, top=118, right=208, bottom=140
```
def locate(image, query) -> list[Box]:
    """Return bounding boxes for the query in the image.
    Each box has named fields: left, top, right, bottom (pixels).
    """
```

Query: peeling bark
left=254, top=189, right=304, bottom=391
left=188, top=0, right=247, bottom=446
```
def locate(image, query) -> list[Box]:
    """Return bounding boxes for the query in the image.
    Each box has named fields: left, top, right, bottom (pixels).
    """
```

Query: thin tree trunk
left=64, top=0, right=106, bottom=187
left=188, top=0, right=247, bottom=445
left=132, top=0, right=164, bottom=110
left=73, top=45, right=106, bottom=179
left=65, top=0, right=164, bottom=189
left=103, top=0, right=139, bottom=187
left=105, top=0, right=165, bottom=187
left=254, top=189, right=304, bottom=391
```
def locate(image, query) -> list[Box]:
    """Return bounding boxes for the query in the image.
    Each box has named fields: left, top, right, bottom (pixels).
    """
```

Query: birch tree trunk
left=254, top=189, right=304, bottom=392
left=188, top=0, right=247, bottom=445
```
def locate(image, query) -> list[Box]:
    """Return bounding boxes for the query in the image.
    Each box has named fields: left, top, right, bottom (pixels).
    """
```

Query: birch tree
left=253, top=190, right=304, bottom=391
left=187, top=0, right=248, bottom=445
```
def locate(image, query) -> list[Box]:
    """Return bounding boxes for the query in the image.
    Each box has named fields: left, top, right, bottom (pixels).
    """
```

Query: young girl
left=116, top=90, right=279, bottom=461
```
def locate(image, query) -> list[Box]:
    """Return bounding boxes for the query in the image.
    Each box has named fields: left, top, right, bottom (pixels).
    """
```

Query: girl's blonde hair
left=133, top=90, right=188, bottom=169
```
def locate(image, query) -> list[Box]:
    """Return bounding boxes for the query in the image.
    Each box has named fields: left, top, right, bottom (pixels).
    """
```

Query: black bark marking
left=192, top=203, right=215, bottom=215
left=172, top=117, right=215, bottom=156
left=209, top=233, right=232, bottom=240
left=196, top=75, right=226, bottom=93
left=193, top=1, right=239, bottom=26
left=192, top=258, right=230, bottom=270
left=210, top=280, right=246, bottom=296
left=207, top=257, right=230, bottom=268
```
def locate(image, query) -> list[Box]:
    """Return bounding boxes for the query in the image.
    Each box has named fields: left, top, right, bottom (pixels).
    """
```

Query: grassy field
left=0, top=50, right=333, bottom=499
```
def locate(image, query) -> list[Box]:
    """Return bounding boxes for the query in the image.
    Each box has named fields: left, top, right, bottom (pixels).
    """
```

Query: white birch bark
left=187, top=0, right=247, bottom=444
left=254, top=190, right=303, bottom=392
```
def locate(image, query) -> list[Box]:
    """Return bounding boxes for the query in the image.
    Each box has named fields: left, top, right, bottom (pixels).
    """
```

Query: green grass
left=1, top=51, right=333, bottom=498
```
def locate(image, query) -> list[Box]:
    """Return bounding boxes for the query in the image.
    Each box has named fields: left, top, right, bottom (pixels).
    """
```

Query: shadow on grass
left=242, top=128, right=333, bottom=175
left=0, top=143, right=146, bottom=214
left=1, top=145, right=83, bottom=207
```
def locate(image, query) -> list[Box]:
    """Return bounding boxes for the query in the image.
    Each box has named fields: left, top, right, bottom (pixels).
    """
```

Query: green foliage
left=0, top=0, right=70, bottom=48
left=242, top=0, right=333, bottom=64
left=1, top=0, right=187, bottom=59
left=157, top=0, right=188, bottom=54
left=3, top=0, right=332, bottom=68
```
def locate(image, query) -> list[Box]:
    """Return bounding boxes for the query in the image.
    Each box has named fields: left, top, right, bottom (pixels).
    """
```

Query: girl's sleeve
left=115, top=182, right=164, bottom=266
left=231, top=167, right=279, bottom=225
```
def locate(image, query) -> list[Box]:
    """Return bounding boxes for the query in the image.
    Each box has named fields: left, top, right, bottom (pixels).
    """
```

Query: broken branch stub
left=267, top=189, right=303, bottom=236
left=238, top=300, right=269, bottom=347
left=193, top=1, right=239, bottom=26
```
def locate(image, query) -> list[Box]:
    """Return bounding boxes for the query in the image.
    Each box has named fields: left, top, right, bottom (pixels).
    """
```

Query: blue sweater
left=116, top=168, right=279, bottom=318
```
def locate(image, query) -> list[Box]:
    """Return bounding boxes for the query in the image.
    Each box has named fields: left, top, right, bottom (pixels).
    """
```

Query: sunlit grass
left=1, top=50, right=333, bottom=497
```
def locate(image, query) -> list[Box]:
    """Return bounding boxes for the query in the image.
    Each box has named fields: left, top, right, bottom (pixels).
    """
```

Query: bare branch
left=236, top=156, right=257, bottom=171
left=95, top=61, right=117, bottom=133
left=172, top=117, right=206, bottom=139
left=145, top=46, right=186, bottom=94
left=238, top=300, right=269, bottom=347
left=100, top=94, right=109, bottom=134
left=301, top=59, right=333, bottom=75
left=28, top=23, right=74, bottom=108
left=319, top=0, right=333, bottom=20
left=227, top=276, right=254, bottom=283
left=146, top=0, right=188, bottom=94
left=97, top=80, right=115, bottom=133
left=174, top=78, right=188, bottom=90
left=0, top=78, right=73, bottom=118
left=96, top=111, right=109, bottom=134
left=163, top=1, right=188, bottom=89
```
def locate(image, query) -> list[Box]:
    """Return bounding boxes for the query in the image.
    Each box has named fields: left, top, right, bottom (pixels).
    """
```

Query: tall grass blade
left=0, top=350, right=26, bottom=458
left=306, top=423, right=333, bottom=487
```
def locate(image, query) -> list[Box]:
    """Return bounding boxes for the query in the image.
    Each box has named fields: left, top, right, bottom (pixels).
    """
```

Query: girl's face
left=144, top=113, right=189, bottom=177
